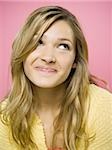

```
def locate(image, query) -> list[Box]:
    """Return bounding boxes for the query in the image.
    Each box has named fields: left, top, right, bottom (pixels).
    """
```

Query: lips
left=35, top=66, right=57, bottom=73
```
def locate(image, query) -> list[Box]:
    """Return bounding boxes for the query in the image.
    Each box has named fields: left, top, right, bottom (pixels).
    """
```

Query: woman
left=0, top=6, right=112, bottom=150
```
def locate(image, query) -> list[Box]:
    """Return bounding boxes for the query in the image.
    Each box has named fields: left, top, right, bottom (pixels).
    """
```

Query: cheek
left=23, top=58, right=32, bottom=77
left=24, top=50, right=40, bottom=64
left=23, top=51, right=37, bottom=71
left=23, top=62, right=29, bottom=77
left=59, top=60, right=74, bottom=79
left=59, top=56, right=74, bottom=70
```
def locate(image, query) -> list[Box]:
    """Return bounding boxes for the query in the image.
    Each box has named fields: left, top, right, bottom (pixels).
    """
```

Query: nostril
left=41, top=56, right=56, bottom=63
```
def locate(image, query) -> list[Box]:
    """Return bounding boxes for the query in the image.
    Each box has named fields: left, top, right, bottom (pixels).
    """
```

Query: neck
left=33, top=84, right=66, bottom=111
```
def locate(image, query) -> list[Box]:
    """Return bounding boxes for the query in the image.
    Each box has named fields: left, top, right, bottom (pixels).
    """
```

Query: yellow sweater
left=0, top=84, right=112, bottom=150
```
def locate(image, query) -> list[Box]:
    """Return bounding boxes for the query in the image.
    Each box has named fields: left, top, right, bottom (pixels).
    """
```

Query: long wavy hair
left=0, top=6, right=98, bottom=149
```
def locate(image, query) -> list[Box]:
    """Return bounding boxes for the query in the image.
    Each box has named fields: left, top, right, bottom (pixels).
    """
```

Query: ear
left=72, top=62, right=76, bottom=69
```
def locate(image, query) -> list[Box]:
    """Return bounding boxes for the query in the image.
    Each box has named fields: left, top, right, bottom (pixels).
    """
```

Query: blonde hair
left=1, top=6, right=93, bottom=149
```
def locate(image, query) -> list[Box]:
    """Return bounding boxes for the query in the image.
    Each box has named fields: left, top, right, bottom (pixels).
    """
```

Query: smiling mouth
left=35, top=66, right=57, bottom=74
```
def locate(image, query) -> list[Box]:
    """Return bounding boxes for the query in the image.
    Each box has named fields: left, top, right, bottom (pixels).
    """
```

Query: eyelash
left=38, top=39, right=43, bottom=45
left=59, top=43, right=70, bottom=50
left=38, top=39, right=70, bottom=50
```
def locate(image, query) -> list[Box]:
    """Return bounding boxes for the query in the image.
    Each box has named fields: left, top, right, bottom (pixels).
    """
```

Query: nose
left=40, top=46, right=56, bottom=63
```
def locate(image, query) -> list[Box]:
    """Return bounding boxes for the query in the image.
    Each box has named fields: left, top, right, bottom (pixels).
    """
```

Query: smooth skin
left=23, top=20, right=76, bottom=148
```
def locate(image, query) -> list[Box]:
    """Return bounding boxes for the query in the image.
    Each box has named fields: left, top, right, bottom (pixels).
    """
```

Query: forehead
left=42, top=20, right=74, bottom=42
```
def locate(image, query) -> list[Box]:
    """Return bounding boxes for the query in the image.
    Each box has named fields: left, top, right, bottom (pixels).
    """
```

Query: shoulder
left=88, top=84, right=112, bottom=118
left=0, top=99, right=16, bottom=150
left=86, top=84, right=112, bottom=150
left=0, top=100, right=8, bottom=145
left=88, top=84, right=112, bottom=123
left=88, top=84, right=112, bottom=113
left=89, top=83, right=112, bottom=99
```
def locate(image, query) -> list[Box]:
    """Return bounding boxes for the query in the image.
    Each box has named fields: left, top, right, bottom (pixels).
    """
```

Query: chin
left=32, top=81, right=58, bottom=88
left=32, top=80, right=65, bottom=89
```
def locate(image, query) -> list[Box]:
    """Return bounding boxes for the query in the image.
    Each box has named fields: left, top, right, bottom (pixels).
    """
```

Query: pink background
left=0, top=1, right=112, bottom=99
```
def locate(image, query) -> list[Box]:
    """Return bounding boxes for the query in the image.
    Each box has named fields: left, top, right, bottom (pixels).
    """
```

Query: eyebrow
left=42, top=34, right=73, bottom=45
left=57, top=38, right=73, bottom=45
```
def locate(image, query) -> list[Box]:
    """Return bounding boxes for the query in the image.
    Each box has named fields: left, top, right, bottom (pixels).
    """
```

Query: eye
left=38, top=39, right=44, bottom=45
left=59, top=43, right=70, bottom=50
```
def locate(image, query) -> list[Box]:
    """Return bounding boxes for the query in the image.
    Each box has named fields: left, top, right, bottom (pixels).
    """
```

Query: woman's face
left=23, top=20, right=76, bottom=88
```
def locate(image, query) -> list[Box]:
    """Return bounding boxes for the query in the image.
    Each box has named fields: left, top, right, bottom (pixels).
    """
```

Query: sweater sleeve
left=86, top=84, right=112, bottom=150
